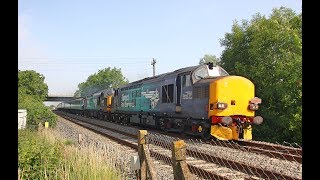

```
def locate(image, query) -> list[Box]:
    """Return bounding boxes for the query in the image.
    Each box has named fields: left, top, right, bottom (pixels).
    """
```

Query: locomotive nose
left=208, top=76, right=256, bottom=117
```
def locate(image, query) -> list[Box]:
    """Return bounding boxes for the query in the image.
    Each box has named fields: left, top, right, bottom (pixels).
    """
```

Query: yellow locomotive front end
left=208, top=76, right=263, bottom=140
left=106, top=95, right=113, bottom=112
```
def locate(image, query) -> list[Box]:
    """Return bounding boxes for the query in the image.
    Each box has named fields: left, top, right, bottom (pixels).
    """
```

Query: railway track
left=54, top=110, right=302, bottom=180
left=138, top=123, right=303, bottom=164
left=235, top=139, right=302, bottom=163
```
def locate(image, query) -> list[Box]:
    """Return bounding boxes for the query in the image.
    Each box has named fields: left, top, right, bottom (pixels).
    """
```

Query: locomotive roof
left=92, top=88, right=114, bottom=96
left=61, top=63, right=225, bottom=104
left=121, top=64, right=201, bottom=88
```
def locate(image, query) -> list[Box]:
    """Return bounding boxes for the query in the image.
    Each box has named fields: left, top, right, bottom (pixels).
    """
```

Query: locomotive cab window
left=97, top=97, right=100, bottom=105
left=182, top=74, right=191, bottom=87
left=162, top=84, right=174, bottom=103
left=192, top=65, right=229, bottom=83
left=194, top=66, right=208, bottom=80
left=101, top=98, right=105, bottom=106
left=208, top=66, right=229, bottom=77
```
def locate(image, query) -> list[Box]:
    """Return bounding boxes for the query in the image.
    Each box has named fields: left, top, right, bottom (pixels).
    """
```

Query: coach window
left=162, top=84, right=174, bottom=103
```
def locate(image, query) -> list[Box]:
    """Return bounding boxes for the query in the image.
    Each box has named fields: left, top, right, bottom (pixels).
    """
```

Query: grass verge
left=18, top=129, right=121, bottom=180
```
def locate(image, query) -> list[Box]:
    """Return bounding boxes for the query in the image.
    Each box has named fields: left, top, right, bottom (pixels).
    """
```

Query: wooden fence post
left=138, top=130, right=147, bottom=180
left=138, top=130, right=157, bottom=180
left=78, top=134, right=83, bottom=147
left=38, top=122, right=43, bottom=132
left=172, top=140, right=192, bottom=180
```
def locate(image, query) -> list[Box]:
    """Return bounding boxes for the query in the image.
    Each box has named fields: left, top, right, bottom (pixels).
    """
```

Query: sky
left=18, top=0, right=302, bottom=97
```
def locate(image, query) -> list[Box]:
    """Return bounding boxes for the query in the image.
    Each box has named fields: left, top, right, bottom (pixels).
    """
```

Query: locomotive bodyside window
left=132, top=90, right=136, bottom=98
left=136, top=89, right=141, bottom=97
left=162, top=84, right=174, bottom=103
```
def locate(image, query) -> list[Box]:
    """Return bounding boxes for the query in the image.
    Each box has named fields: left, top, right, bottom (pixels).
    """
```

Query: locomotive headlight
left=253, top=116, right=263, bottom=125
left=216, top=102, right=228, bottom=109
left=249, top=103, right=259, bottom=110
left=221, top=116, right=232, bottom=125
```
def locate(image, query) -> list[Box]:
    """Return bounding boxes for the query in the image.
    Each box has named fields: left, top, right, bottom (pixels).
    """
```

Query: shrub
left=18, top=90, right=57, bottom=128
left=18, top=129, right=63, bottom=179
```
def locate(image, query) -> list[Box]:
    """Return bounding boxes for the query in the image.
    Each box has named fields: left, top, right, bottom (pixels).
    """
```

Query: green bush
left=18, top=129, right=63, bottom=179
left=18, top=90, right=57, bottom=128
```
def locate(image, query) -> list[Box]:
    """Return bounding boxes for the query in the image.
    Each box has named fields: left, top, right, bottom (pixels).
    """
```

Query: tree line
left=18, top=7, right=301, bottom=144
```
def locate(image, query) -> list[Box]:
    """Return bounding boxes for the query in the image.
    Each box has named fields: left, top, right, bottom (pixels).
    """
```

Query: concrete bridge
left=45, top=96, right=74, bottom=101
left=45, top=94, right=75, bottom=101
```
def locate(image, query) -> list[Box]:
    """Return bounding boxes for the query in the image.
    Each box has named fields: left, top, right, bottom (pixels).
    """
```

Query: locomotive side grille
left=193, top=86, right=209, bottom=99
left=204, top=86, right=209, bottom=97
left=193, top=87, right=199, bottom=98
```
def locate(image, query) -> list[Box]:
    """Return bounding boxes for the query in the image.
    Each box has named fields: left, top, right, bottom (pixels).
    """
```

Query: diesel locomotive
left=57, top=63, right=263, bottom=140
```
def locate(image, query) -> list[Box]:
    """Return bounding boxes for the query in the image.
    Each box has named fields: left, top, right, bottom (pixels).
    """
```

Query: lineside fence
left=135, top=130, right=302, bottom=180
left=37, top=121, right=301, bottom=180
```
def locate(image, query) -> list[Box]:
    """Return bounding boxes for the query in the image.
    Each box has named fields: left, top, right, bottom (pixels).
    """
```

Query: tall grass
left=60, top=144, right=121, bottom=180
left=18, top=129, right=122, bottom=180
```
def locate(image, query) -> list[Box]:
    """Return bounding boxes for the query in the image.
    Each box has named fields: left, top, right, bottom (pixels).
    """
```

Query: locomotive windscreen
left=193, top=65, right=229, bottom=83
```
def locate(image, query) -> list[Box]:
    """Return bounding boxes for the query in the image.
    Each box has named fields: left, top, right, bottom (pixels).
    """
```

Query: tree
left=219, top=7, right=302, bottom=144
left=18, top=70, right=57, bottom=128
left=73, top=89, right=81, bottom=98
left=18, top=70, right=48, bottom=101
left=75, top=67, right=129, bottom=97
left=199, top=54, right=220, bottom=65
